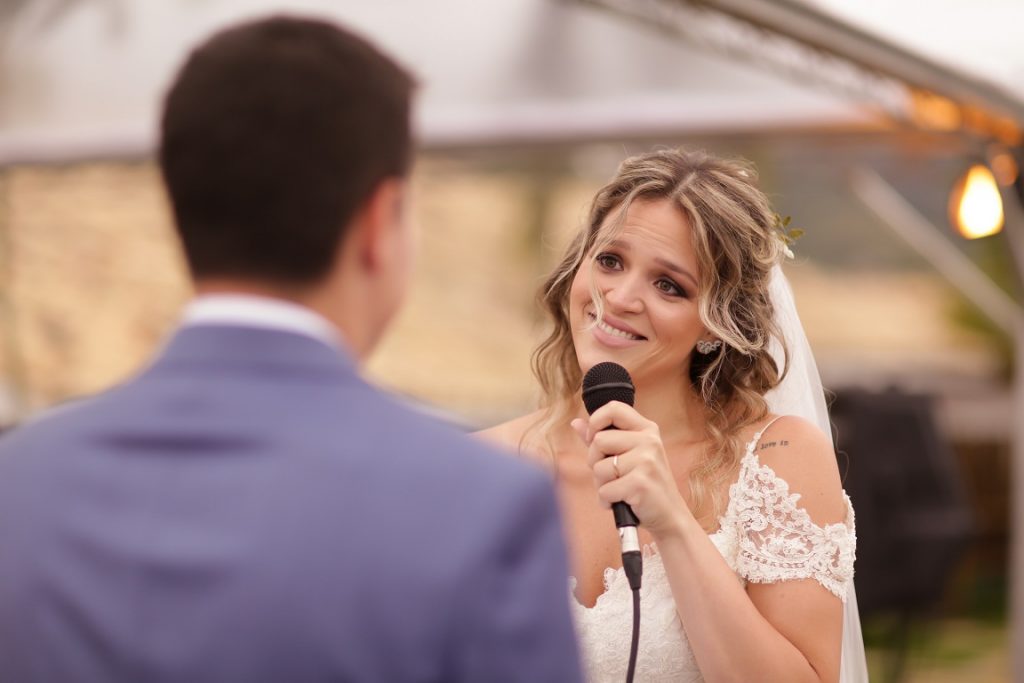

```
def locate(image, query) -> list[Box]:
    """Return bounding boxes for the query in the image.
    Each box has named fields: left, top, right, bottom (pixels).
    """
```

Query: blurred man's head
left=159, top=16, right=417, bottom=357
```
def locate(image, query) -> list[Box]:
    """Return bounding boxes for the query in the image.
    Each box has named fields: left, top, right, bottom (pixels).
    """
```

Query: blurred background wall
left=2, top=1, right=1023, bottom=680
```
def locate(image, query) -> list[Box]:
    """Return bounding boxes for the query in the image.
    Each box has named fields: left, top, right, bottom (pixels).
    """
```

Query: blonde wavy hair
left=528, top=147, right=789, bottom=527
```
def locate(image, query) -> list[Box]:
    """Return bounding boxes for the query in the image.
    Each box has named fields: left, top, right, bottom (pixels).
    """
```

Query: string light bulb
left=950, top=164, right=1004, bottom=239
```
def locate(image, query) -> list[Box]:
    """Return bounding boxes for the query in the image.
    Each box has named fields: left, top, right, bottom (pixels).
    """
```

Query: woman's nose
left=603, top=275, right=644, bottom=313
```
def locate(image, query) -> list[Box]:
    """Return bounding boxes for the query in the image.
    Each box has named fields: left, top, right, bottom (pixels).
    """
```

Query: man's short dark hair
left=159, top=15, right=415, bottom=284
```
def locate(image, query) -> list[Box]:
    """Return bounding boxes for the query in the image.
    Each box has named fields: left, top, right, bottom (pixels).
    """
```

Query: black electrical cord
left=622, top=549, right=642, bottom=683
left=626, top=587, right=640, bottom=683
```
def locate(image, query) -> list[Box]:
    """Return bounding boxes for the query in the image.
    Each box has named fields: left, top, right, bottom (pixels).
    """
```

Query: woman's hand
left=571, top=401, right=692, bottom=539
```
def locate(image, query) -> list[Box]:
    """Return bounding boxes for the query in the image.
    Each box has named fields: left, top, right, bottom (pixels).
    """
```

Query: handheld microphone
left=582, top=362, right=642, bottom=591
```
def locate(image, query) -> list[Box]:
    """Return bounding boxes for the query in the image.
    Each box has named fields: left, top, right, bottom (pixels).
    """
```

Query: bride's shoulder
left=747, top=414, right=833, bottom=458
left=741, top=414, right=846, bottom=524
left=474, top=409, right=548, bottom=454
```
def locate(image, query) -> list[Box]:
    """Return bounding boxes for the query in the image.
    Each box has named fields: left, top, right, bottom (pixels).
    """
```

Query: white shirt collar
left=181, top=294, right=344, bottom=351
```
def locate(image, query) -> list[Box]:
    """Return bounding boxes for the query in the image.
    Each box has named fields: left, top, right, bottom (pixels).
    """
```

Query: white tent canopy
left=0, top=0, right=901, bottom=164
left=3, top=0, right=1024, bottom=164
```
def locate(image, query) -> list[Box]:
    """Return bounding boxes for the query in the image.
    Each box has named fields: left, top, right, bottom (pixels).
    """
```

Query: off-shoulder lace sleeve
left=723, top=444, right=856, bottom=601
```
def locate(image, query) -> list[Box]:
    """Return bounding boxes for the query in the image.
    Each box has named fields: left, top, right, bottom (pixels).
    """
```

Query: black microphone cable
left=582, top=362, right=642, bottom=683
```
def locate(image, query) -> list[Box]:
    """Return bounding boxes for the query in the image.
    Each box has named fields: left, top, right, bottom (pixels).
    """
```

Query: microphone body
left=582, top=362, right=642, bottom=590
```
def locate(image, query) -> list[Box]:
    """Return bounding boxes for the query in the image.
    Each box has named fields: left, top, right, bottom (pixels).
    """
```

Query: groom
left=0, top=16, right=582, bottom=683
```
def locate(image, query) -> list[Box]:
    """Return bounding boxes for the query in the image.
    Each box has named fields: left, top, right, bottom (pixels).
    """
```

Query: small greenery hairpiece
left=773, top=213, right=803, bottom=259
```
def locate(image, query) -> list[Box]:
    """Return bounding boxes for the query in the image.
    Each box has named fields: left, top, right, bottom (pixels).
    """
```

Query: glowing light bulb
left=951, top=164, right=1004, bottom=239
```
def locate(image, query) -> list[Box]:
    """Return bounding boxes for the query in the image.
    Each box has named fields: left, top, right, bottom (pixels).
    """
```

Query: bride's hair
left=529, top=147, right=788, bottom=525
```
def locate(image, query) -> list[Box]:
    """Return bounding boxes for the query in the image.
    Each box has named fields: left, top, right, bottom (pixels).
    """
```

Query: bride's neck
left=631, top=376, right=708, bottom=444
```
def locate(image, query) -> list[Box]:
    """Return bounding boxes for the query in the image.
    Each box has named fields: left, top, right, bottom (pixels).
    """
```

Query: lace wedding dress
left=570, top=419, right=857, bottom=683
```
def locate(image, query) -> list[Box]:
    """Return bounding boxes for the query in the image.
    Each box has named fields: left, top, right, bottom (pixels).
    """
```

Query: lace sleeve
left=727, top=452, right=856, bottom=601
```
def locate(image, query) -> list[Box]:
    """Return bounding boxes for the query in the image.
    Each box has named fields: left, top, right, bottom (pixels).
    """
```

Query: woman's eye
left=656, top=279, right=684, bottom=297
left=595, top=253, right=621, bottom=270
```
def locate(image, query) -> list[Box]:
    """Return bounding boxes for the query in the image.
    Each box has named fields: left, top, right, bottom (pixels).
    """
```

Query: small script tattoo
left=759, top=440, right=789, bottom=450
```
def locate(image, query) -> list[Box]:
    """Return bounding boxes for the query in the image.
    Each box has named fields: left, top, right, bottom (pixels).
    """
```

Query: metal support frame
left=572, top=0, right=1024, bottom=141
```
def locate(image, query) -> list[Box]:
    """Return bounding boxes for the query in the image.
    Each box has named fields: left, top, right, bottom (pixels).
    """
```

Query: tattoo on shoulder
left=759, top=440, right=789, bottom=450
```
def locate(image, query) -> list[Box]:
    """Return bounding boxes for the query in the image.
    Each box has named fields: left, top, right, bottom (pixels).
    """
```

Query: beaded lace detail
left=569, top=422, right=856, bottom=683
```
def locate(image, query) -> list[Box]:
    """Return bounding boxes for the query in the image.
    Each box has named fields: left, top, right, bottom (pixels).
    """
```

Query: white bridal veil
left=763, top=264, right=869, bottom=683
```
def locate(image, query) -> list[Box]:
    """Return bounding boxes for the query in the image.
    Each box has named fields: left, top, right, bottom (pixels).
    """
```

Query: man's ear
left=353, top=178, right=406, bottom=271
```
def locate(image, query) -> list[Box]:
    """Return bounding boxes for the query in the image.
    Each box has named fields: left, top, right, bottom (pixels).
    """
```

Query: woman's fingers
left=592, top=450, right=635, bottom=486
left=596, top=475, right=639, bottom=512
left=586, top=401, right=656, bottom=434
left=586, top=428, right=636, bottom=464
left=592, top=456, right=617, bottom=490
left=570, top=417, right=591, bottom=446
left=586, top=428, right=662, bottom=467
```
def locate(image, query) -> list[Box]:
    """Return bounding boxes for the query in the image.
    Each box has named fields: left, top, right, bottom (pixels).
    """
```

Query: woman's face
left=569, top=197, right=710, bottom=388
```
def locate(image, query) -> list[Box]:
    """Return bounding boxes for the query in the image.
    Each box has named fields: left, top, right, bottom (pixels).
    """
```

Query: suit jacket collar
left=149, top=324, right=358, bottom=381
left=182, top=294, right=344, bottom=351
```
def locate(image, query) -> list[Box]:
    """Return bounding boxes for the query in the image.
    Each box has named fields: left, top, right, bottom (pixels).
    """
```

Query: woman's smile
left=586, top=311, right=647, bottom=347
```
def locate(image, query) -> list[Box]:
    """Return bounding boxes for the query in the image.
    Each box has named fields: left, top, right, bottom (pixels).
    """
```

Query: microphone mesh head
left=581, top=362, right=635, bottom=415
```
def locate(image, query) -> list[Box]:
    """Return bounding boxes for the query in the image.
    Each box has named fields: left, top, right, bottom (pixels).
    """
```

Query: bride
left=478, top=148, right=867, bottom=682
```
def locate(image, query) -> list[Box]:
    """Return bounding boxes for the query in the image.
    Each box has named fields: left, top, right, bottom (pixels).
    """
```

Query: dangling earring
left=696, top=339, right=722, bottom=355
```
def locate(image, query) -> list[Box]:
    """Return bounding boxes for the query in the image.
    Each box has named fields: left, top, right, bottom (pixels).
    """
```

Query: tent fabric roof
left=2, top=0, right=1022, bottom=163
left=0, top=0, right=882, bottom=163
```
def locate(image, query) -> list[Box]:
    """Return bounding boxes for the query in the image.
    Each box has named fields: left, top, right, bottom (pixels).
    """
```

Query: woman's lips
left=587, top=312, right=646, bottom=347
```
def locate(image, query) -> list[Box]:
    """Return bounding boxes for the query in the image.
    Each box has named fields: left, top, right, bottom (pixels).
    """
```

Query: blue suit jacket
left=0, top=326, right=582, bottom=682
